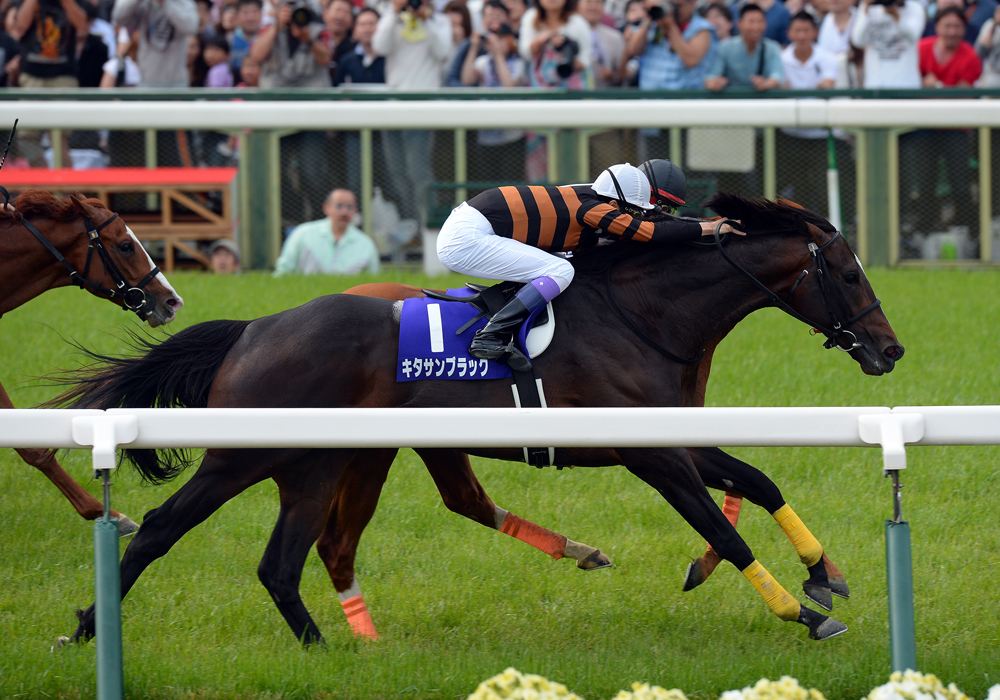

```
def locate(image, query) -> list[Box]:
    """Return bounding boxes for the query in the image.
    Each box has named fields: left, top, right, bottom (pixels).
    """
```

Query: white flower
left=862, top=670, right=972, bottom=700
left=467, top=669, right=583, bottom=700
left=720, top=676, right=826, bottom=700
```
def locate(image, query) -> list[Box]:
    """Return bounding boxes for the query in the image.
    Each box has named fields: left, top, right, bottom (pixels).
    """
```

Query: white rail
left=1, top=406, right=998, bottom=471
left=3, top=100, right=1000, bottom=130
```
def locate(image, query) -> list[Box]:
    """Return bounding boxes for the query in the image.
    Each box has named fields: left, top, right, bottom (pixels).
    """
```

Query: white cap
left=591, top=163, right=655, bottom=212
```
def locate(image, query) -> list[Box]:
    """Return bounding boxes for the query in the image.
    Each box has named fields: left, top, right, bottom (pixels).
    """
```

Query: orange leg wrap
left=705, top=494, right=743, bottom=555
left=340, top=594, right=379, bottom=639
left=500, top=512, right=566, bottom=559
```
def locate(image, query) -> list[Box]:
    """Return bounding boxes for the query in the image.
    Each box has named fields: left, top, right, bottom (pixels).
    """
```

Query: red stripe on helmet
left=657, top=188, right=685, bottom=205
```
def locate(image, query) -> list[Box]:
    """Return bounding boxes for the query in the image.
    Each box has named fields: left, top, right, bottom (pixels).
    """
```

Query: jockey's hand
left=700, top=219, right=744, bottom=236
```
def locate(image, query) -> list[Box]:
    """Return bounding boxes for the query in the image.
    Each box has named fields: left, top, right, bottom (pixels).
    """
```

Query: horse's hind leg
left=315, top=448, right=399, bottom=639
left=620, top=447, right=846, bottom=641
left=0, top=381, right=138, bottom=536
left=66, top=448, right=283, bottom=643
left=685, top=447, right=848, bottom=610
left=417, top=448, right=611, bottom=570
left=260, top=449, right=353, bottom=645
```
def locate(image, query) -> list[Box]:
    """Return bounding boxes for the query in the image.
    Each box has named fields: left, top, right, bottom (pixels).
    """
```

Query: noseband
left=16, top=205, right=160, bottom=320
left=711, top=220, right=882, bottom=352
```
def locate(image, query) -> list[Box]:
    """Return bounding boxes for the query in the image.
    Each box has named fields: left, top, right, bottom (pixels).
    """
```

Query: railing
left=2, top=404, right=999, bottom=700
left=1, top=91, right=998, bottom=268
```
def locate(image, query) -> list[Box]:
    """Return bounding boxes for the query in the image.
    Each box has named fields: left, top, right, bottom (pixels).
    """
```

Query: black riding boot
left=469, top=297, right=533, bottom=371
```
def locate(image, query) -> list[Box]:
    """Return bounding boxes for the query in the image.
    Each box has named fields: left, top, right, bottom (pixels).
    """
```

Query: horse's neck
left=0, top=220, right=77, bottom=316
left=603, top=240, right=793, bottom=354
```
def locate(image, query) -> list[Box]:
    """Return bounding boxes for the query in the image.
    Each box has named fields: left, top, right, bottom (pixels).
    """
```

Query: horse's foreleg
left=0, top=381, right=138, bottom=536
left=620, top=447, right=846, bottom=641
left=65, top=449, right=278, bottom=644
left=416, top=448, right=611, bottom=570
left=261, top=450, right=351, bottom=646
left=315, top=448, right=399, bottom=640
left=686, top=447, right=848, bottom=610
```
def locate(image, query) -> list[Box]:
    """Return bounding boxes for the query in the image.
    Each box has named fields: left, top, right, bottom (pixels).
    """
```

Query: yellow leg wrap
left=773, top=504, right=823, bottom=567
left=742, top=560, right=801, bottom=621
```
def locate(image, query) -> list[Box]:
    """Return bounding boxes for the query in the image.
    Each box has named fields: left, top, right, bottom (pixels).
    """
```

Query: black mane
left=571, top=192, right=834, bottom=276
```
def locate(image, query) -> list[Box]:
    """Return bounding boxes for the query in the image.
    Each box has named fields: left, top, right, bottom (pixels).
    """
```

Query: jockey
left=436, top=162, right=740, bottom=371
left=641, top=158, right=688, bottom=214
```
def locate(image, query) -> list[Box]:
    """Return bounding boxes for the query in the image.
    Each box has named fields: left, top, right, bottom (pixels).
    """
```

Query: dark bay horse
left=1, top=191, right=184, bottom=535
left=58, top=194, right=903, bottom=646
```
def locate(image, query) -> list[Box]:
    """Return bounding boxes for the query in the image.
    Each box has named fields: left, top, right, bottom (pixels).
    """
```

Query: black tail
left=50, top=319, right=252, bottom=484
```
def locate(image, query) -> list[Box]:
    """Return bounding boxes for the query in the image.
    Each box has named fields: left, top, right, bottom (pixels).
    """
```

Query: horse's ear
left=69, top=194, right=103, bottom=221
left=792, top=214, right=819, bottom=242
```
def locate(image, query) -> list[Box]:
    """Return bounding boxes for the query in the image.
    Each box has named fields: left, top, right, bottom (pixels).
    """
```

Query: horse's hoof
left=576, top=549, right=612, bottom=570
left=827, top=576, right=850, bottom=599
left=51, top=636, right=71, bottom=652
left=681, top=559, right=705, bottom=592
left=802, top=581, right=833, bottom=612
left=798, top=606, right=848, bottom=641
left=117, top=515, right=140, bottom=538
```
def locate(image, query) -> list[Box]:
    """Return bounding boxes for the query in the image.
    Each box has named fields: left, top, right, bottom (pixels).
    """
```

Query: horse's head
left=705, top=193, right=904, bottom=376
left=67, top=196, right=184, bottom=327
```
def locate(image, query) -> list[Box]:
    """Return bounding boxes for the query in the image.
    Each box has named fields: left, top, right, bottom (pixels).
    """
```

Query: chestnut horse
left=1, top=191, right=184, bottom=535
left=58, top=194, right=903, bottom=646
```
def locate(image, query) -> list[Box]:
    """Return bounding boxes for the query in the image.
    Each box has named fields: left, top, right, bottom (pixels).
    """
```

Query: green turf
left=0, top=269, right=998, bottom=700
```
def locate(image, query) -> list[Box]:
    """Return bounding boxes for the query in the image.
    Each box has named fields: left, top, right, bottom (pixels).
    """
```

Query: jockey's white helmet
left=591, top=163, right=656, bottom=213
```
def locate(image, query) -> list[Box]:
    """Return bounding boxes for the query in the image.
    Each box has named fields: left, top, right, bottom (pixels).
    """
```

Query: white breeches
left=436, top=202, right=575, bottom=292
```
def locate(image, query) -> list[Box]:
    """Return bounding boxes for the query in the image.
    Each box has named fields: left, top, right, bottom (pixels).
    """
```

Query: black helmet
left=640, top=159, right=687, bottom=210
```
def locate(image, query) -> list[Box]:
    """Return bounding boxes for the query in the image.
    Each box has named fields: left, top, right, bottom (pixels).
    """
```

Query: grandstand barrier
left=1, top=96, right=998, bottom=269
left=2, top=404, right=999, bottom=696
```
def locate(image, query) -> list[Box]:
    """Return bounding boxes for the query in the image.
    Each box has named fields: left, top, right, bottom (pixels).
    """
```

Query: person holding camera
left=111, top=0, right=198, bottom=86
left=519, top=0, right=592, bottom=88
left=849, top=0, right=925, bottom=87
left=624, top=0, right=717, bottom=90
left=250, top=0, right=331, bottom=87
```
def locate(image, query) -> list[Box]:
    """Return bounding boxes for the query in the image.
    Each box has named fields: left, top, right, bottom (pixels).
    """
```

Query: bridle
left=709, top=219, right=883, bottom=352
left=4, top=187, right=161, bottom=320
left=603, top=217, right=883, bottom=363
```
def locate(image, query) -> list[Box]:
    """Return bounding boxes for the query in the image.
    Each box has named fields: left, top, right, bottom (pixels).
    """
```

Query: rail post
left=858, top=412, right=924, bottom=673
left=72, top=415, right=139, bottom=700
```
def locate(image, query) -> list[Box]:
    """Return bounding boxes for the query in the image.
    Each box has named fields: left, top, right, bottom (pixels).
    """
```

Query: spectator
left=778, top=11, right=840, bottom=213
left=964, top=0, right=999, bottom=45
left=195, top=0, right=215, bottom=37
left=974, top=2, right=1000, bottom=85
left=580, top=0, right=624, bottom=86
left=626, top=0, right=716, bottom=91
left=502, top=0, right=527, bottom=34
left=237, top=52, right=261, bottom=83
left=229, top=0, right=262, bottom=74
left=850, top=0, right=925, bottom=88
left=704, top=2, right=734, bottom=40
left=112, top=0, right=199, bottom=86
left=620, top=0, right=647, bottom=84
left=323, top=0, right=356, bottom=81
left=705, top=3, right=784, bottom=91
left=203, top=33, right=233, bottom=85
left=443, top=0, right=473, bottom=86
left=274, top=188, right=381, bottom=276
left=334, top=6, right=384, bottom=84
left=754, top=0, right=792, bottom=45
left=920, top=6, right=982, bottom=82
left=100, top=27, right=140, bottom=86
left=216, top=3, right=238, bottom=36
left=209, top=239, right=241, bottom=274
left=519, top=0, right=592, bottom=88
left=251, top=0, right=331, bottom=218
left=4, top=5, right=22, bottom=41
left=0, top=10, right=21, bottom=88
left=372, top=0, right=451, bottom=244
left=15, top=0, right=90, bottom=87
left=76, top=1, right=111, bottom=87
left=817, top=0, right=856, bottom=54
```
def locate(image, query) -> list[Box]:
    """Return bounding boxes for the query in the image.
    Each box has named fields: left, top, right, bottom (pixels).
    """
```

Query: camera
left=647, top=2, right=673, bottom=20
left=554, top=37, right=579, bottom=79
left=871, top=0, right=902, bottom=6
left=288, top=0, right=317, bottom=27
left=407, top=0, right=424, bottom=11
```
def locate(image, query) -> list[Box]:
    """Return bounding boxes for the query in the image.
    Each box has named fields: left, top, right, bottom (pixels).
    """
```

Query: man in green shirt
left=274, top=189, right=381, bottom=276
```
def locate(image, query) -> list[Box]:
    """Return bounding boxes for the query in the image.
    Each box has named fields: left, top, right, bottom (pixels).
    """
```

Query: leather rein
left=2, top=185, right=161, bottom=320
left=603, top=219, right=882, bottom=363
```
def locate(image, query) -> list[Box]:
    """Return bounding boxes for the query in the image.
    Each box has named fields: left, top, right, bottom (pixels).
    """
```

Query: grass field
left=0, top=268, right=998, bottom=700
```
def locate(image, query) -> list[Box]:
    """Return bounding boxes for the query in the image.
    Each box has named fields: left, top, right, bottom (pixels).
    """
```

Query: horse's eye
left=119, top=241, right=134, bottom=254
left=844, top=272, right=860, bottom=284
